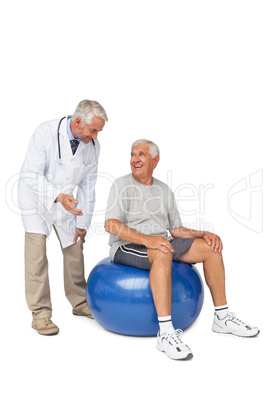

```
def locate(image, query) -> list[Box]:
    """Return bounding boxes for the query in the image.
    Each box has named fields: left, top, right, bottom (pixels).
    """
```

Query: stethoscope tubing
left=57, top=116, right=66, bottom=163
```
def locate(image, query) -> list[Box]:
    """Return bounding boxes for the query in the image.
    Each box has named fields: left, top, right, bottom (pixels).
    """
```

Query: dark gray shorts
left=114, top=238, right=196, bottom=270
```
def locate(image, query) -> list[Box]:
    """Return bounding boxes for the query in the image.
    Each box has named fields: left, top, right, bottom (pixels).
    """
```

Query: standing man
left=19, top=100, right=108, bottom=335
left=105, top=139, right=259, bottom=360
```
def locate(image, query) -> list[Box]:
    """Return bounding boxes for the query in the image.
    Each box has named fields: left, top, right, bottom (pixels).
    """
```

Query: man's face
left=73, top=115, right=105, bottom=144
left=130, top=144, right=159, bottom=185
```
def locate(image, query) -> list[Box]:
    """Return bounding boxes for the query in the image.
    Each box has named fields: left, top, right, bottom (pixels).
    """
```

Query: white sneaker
left=212, top=312, right=260, bottom=337
left=156, top=329, right=193, bottom=360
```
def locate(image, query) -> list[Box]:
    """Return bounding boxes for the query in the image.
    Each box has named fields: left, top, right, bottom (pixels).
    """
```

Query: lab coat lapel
left=59, top=117, right=86, bottom=159
left=58, top=117, right=78, bottom=159
left=58, top=117, right=72, bottom=157
left=74, top=141, right=86, bottom=157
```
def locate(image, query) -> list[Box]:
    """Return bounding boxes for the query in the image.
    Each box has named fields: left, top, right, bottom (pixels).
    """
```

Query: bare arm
left=170, top=226, right=223, bottom=253
left=105, top=219, right=174, bottom=254
left=170, top=226, right=205, bottom=239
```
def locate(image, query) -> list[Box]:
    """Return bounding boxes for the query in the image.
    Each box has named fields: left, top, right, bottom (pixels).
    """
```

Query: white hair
left=72, top=99, right=108, bottom=126
left=131, top=139, right=160, bottom=158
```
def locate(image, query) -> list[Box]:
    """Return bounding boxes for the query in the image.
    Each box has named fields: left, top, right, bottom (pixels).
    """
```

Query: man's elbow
left=105, top=219, right=116, bottom=234
left=105, top=219, right=111, bottom=233
left=170, top=227, right=182, bottom=238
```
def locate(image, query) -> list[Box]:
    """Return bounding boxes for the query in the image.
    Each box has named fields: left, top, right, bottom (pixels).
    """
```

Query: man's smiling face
left=130, top=144, right=159, bottom=186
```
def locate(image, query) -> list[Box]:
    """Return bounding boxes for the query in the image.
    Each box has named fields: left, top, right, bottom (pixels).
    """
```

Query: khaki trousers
left=25, top=231, right=88, bottom=319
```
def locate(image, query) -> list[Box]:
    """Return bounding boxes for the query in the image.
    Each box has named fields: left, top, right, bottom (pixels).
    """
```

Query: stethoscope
left=57, top=116, right=95, bottom=165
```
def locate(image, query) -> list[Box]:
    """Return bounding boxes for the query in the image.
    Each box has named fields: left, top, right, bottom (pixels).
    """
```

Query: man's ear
left=75, top=117, right=82, bottom=127
left=153, top=155, right=160, bottom=169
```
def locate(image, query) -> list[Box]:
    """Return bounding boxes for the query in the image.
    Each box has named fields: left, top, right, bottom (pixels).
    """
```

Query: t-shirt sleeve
left=105, top=179, right=127, bottom=223
left=167, top=189, right=182, bottom=229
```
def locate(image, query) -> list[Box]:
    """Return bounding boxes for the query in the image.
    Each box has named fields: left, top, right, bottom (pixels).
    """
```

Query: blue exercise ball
left=87, top=257, right=204, bottom=336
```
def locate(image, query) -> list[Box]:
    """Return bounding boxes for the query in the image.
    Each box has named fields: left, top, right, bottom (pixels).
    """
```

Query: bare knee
left=206, top=246, right=223, bottom=264
left=147, top=249, right=173, bottom=267
left=189, top=238, right=223, bottom=265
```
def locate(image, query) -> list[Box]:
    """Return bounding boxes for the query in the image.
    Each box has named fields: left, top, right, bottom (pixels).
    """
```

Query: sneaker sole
left=156, top=344, right=193, bottom=360
left=212, top=328, right=260, bottom=338
left=32, top=324, right=59, bottom=336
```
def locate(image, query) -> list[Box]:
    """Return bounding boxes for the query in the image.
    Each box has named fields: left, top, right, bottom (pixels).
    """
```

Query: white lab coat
left=18, top=117, right=100, bottom=248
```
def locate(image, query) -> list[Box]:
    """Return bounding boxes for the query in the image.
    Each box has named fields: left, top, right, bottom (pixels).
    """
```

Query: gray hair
left=72, top=99, right=108, bottom=126
left=131, top=139, right=160, bottom=158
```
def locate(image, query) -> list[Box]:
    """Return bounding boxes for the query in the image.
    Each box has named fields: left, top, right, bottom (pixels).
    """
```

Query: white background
left=1, top=1, right=267, bottom=401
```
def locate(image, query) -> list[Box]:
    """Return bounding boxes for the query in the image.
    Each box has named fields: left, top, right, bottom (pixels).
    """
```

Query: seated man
left=105, top=139, right=259, bottom=360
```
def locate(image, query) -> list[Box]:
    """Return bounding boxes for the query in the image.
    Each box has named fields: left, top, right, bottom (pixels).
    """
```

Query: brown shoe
left=72, top=305, right=94, bottom=319
left=32, top=317, right=59, bottom=335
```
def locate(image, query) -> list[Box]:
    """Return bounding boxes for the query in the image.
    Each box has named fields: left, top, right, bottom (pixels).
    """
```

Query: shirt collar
left=67, top=115, right=80, bottom=142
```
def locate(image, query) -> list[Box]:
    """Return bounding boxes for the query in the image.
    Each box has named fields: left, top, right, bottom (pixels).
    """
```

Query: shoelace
left=226, top=312, right=253, bottom=329
left=217, top=312, right=256, bottom=332
left=228, top=313, right=245, bottom=325
left=42, top=317, right=53, bottom=326
left=164, top=329, right=184, bottom=345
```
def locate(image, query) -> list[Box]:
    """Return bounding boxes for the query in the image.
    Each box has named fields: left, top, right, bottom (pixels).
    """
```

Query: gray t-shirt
left=105, top=174, right=182, bottom=260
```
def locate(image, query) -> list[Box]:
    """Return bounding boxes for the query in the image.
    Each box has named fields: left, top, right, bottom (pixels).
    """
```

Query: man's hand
left=105, top=219, right=174, bottom=254
left=73, top=228, right=87, bottom=243
left=56, top=193, right=83, bottom=216
left=144, top=236, right=174, bottom=254
left=202, top=232, right=223, bottom=253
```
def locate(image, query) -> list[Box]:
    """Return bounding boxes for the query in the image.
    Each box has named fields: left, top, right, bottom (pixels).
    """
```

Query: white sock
left=215, top=304, right=229, bottom=319
left=158, top=315, right=174, bottom=335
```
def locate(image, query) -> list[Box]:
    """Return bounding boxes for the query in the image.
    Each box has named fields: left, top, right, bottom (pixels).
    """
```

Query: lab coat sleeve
left=75, top=160, right=98, bottom=230
left=19, top=128, right=59, bottom=213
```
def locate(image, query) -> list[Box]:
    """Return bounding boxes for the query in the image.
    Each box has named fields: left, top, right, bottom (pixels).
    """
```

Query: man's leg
left=147, top=249, right=173, bottom=317
left=52, top=225, right=90, bottom=316
left=25, top=232, right=52, bottom=318
left=62, top=240, right=88, bottom=311
left=25, top=232, right=59, bottom=335
left=115, top=244, right=173, bottom=319
left=147, top=248, right=193, bottom=360
left=178, top=238, right=259, bottom=337
left=177, top=238, right=227, bottom=307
